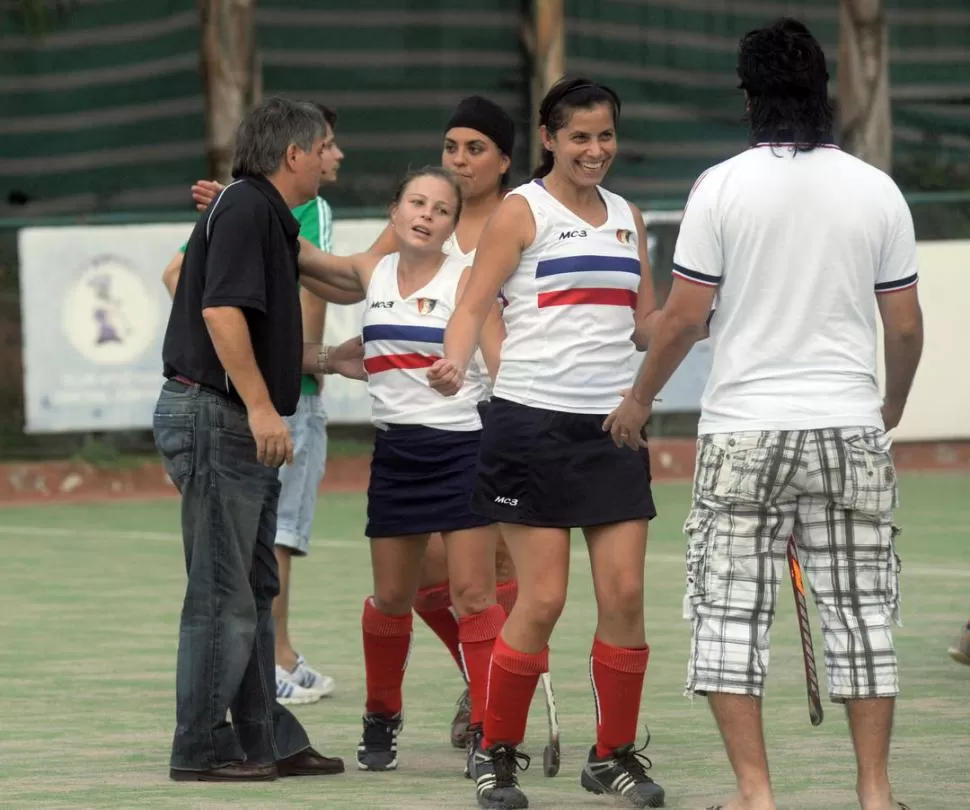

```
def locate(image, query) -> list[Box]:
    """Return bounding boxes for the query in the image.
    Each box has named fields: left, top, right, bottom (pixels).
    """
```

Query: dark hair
left=531, top=77, right=621, bottom=179
left=444, top=95, right=516, bottom=191
left=737, top=17, right=834, bottom=151
left=231, top=97, right=326, bottom=178
left=392, top=165, right=463, bottom=223
left=313, top=103, right=338, bottom=131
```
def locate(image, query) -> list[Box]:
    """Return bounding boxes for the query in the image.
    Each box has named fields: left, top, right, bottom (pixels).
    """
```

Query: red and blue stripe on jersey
left=362, top=323, right=444, bottom=375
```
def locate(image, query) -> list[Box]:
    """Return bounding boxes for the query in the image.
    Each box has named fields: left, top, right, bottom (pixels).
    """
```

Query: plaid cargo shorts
left=683, top=427, right=902, bottom=702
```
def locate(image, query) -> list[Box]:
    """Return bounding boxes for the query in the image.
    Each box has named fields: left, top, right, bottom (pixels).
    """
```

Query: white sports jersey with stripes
left=492, top=179, right=642, bottom=413
left=673, top=142, right=919, bottom=434
left=363, top=253, right=486, bottom=431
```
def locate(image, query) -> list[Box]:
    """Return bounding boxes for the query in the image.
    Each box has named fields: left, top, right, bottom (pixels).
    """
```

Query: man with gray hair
left=155, top=96, right=356, bottom=782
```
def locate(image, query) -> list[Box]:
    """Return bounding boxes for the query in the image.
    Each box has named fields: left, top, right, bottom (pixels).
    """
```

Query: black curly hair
left=737, top=17, right=834, bottom=151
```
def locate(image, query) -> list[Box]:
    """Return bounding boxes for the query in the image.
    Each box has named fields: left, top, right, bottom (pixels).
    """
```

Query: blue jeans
left=153, top=378, right=311, bottom=771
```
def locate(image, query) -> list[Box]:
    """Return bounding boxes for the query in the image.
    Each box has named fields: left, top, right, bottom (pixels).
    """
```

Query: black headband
left=541, top=80, right=622, bottom=123
left=444, top=96, right=516, bottom=157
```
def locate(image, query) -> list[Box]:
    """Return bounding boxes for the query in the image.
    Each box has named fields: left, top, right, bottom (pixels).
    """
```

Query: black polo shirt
left=162, top=174, right=303, bottom=416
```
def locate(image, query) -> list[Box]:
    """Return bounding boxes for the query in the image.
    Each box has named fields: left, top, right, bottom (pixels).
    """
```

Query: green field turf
left=0, top=473, right=967, bottom=809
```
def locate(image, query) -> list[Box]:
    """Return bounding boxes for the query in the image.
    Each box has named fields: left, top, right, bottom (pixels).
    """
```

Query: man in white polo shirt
left=606, top=17, right=922, bottom=810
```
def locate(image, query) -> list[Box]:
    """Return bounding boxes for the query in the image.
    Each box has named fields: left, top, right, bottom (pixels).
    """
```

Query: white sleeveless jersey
left=443, top=235, right=493, bottom=399
left=443, top=233, right=474, bottom=266
left=363, top=253, right=486, bottom=431
left=493, top=179, right=641, bottom=413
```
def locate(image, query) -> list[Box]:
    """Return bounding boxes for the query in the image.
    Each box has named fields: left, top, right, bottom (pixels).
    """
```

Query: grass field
left=0, top=472, right=967, bottom=810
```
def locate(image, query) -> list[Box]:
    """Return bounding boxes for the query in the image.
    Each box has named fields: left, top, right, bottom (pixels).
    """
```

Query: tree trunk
left=837, top=0, right=892, bottom=172
left=198, top=0, right=260, bottom=183
left=523, top=0, right=565, bottom=171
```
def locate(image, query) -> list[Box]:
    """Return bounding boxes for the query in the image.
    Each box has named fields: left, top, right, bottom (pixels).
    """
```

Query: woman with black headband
left=430, top=77, right=666, bottom=809
left=369, top=95, right=527, bottom=753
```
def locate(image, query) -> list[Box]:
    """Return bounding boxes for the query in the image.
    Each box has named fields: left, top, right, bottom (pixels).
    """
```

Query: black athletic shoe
left=580, top=736, right=665, bottom=807
left=471, top=738, right=530, bottom=809
left=356, top=712, right=402, bottom=772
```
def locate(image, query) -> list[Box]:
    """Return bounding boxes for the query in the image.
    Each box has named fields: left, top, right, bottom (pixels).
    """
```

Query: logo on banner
left=62, top=254, right=158, bottom=365
left=417, top=298, right=438, bottom=315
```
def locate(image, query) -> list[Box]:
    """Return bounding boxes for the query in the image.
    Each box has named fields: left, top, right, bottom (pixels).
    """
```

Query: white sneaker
left=282, top=654, right=335, bottom=698
left=276, top=667, right=323, bottom=705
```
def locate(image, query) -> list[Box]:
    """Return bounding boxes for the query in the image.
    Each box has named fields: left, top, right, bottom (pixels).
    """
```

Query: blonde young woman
left=297, top=166, right=507, bottom=774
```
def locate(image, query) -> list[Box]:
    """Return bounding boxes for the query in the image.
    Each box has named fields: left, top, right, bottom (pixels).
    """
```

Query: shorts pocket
left=714, top=446, right=774, bottom=500
left=884, top=524, right=903, bottom=625
left=683, top=507, right=715, bottom=619
left=840, top=428, right=898, bottom=516
left=153, top=412, right=195, bottom=491
left=696, top=433, right=778, bottom=502
left=692, top=438, right=724, bottom=498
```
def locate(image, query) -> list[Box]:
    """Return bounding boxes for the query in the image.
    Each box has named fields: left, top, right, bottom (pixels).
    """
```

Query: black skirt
left=366, top=424, right=492, bottom=539
left=472, top=397, right=657, bottom=528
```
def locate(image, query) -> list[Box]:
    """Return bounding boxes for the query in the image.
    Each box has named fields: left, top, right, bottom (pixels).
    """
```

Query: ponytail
left=530, top=148, right=555, bottom=180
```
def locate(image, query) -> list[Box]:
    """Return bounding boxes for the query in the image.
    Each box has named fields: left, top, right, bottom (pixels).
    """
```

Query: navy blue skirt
left=365, top=424, right=492, bottom=539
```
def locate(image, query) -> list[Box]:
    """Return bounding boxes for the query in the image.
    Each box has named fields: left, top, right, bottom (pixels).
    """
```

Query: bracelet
left=316, top=345, right=332, bottom=374
left=631, top=390, right=652, bottom=407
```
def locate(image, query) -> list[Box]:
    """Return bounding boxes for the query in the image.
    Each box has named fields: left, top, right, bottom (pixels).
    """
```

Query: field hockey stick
left=539, top=671, right=560, bottom=776
left=786, top=536, right=824, bottom=726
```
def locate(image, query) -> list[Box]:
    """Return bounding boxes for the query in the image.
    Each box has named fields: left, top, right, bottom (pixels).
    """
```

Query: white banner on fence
left=18, top=216, right=711, bottom=433
left=18, top=223, right=193, bottom=433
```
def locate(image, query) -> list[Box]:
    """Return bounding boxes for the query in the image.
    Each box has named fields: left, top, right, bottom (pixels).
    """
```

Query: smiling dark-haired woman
left=430, top=77, right=666, bottom=809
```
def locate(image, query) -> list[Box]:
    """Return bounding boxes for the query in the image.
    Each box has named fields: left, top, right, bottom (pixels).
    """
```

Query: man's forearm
left=631, top=312, right=705, bottom=404
left=202, top=306, right=273, bottom=411
left=883, top=329, right=923, bottom=407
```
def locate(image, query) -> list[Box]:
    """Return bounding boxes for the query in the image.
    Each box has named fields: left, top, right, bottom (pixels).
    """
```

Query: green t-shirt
left=182, top=193, right=334, bottom=396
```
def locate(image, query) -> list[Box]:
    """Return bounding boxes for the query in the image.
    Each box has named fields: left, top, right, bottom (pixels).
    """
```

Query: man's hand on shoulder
left=192, top=179, right=226, bottom=212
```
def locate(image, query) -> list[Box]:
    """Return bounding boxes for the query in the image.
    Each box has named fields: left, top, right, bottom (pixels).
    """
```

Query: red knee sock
left=361, top=598, right=413, bottom=716
left=413, top=583, right=464, bottom=676
left=590, top=637, right=649, bottom=757
left=481, top=634, right=548, bottom=749
left=458, top=604, right=506, bottom=726
left=495, top=579, right=518, bottom=616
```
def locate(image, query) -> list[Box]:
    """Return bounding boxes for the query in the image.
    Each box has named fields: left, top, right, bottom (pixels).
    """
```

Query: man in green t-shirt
left=161, top=104, right=349, bottom=706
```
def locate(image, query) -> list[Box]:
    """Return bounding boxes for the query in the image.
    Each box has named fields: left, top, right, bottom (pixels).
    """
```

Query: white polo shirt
left=672, top=141, right=919, bottom=435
